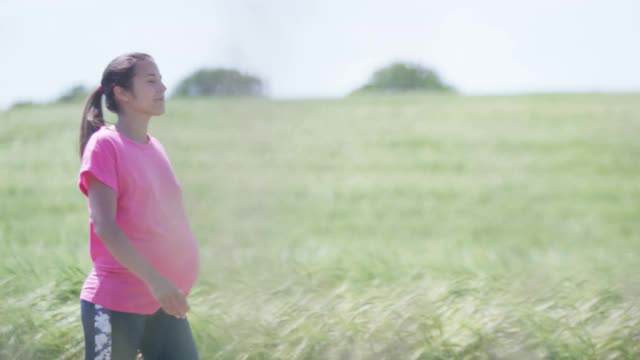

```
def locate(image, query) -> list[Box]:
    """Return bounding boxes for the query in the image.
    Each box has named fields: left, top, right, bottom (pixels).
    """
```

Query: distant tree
left=173, top=68, right=265, bottom=97
left=9, top=100, right=37, bottom=110
left=352, top=62, right=455, bottom=95
left=56, top=85, right=90, bottom=103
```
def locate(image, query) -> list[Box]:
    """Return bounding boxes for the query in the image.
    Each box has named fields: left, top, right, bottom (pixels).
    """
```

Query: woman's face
left=120, top=60, right=167, bottom=116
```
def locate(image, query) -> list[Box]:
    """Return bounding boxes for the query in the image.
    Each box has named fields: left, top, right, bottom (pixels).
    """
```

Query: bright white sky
left=1, top=0, right=639, bottom=109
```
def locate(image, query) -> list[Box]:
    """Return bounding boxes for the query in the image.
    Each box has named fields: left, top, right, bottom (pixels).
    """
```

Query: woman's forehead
left=135, top=61, right=160, bottom=76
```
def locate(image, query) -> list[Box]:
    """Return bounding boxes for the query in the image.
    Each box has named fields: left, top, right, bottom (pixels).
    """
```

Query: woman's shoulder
left=85, top=126, right=119, bottom=152
left=96, top=125, right=118, bottom=138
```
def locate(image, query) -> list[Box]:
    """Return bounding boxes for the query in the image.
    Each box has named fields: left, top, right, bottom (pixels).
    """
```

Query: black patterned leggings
left=80, top=300, right=199, bottom=360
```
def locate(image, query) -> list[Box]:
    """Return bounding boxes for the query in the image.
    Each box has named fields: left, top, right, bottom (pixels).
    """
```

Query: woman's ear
left=114, top=86, right=130, bottom=103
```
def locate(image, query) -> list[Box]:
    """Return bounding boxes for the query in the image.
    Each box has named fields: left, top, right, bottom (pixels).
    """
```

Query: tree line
left=36, top=62, right=456, bottom=107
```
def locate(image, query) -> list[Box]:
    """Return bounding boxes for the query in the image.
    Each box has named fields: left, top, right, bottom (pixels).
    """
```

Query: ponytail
left=79, top=87, right=106, bottom=157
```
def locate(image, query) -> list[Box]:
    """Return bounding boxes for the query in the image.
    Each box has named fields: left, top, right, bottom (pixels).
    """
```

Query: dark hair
left=79, top=52, right=154, bottom=157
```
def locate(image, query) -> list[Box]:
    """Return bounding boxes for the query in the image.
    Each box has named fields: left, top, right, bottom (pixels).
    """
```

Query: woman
left=78, top=52, right=200, bottom=359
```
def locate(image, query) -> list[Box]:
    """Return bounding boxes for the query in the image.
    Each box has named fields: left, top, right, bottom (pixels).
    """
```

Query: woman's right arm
left=87, top=175, right=189, bottom=318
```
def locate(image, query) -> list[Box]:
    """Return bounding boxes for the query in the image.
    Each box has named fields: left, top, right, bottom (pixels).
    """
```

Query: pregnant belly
left=139, top=233, right=200, bottom=293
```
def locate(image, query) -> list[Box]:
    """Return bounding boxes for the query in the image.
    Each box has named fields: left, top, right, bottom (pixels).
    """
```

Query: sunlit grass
left=1, top=93, right=640, bottom=358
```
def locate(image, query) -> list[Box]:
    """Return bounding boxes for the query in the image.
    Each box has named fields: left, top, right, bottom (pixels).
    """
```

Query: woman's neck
left=115, top=113, right=150, bottom=143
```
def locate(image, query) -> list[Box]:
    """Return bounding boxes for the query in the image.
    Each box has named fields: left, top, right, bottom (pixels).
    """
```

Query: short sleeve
left=78, top=135, right=118, bottom=197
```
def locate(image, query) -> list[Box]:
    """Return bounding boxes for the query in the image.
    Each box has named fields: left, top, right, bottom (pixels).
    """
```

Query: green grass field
left=2, top=93, right=640, bottom=359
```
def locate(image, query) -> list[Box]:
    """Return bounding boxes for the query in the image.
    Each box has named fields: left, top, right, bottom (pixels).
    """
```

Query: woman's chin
left=152, top=105, right=166, bottom=116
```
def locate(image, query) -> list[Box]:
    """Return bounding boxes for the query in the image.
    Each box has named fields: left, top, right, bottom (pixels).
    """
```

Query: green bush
left=173, top=68, right=265, bottom=97
left=56, top=85, right=90, bottom=103
left=353, top=62, right=455, bottom=95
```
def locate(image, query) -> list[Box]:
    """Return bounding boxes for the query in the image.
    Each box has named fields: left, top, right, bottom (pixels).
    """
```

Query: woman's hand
left=148, top=275, right=190, bottom=318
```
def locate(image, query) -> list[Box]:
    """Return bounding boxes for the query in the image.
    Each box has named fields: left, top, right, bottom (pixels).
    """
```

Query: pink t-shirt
left=78, top=126, right=200, bottom=314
